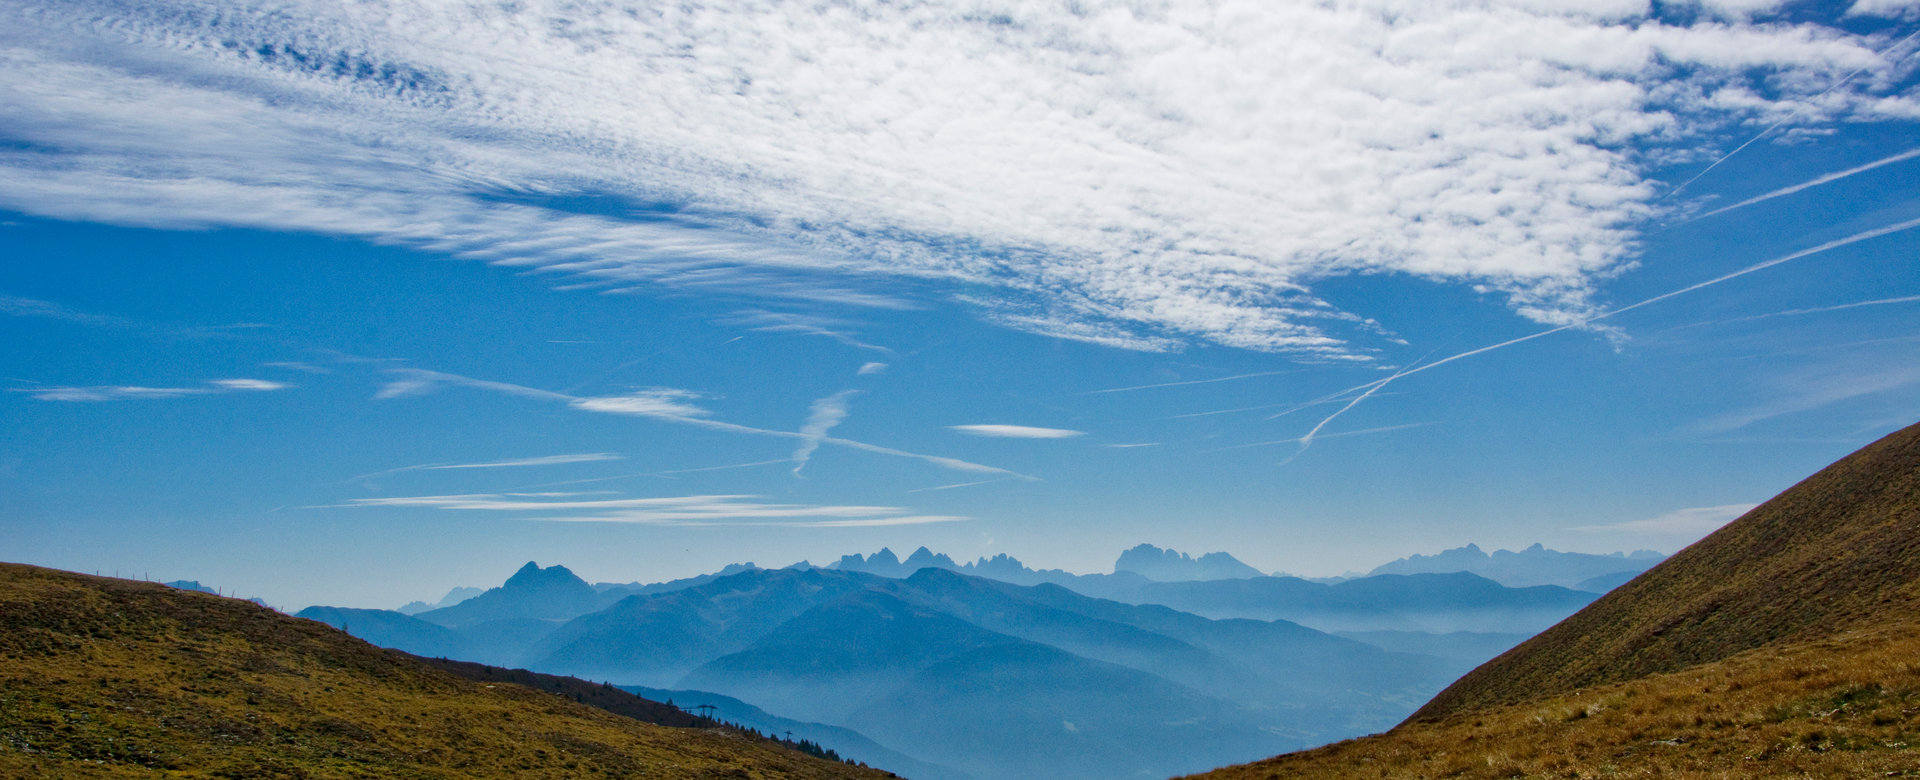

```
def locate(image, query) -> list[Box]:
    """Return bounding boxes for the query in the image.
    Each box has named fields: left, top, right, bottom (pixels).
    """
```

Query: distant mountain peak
left=1114, top=543, right=1264, bottom=581
left=505, top=561, right=583, bottom=588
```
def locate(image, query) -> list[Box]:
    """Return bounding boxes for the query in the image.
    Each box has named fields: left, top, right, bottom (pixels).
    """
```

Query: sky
left=2, top=0, right=1918, bottom=610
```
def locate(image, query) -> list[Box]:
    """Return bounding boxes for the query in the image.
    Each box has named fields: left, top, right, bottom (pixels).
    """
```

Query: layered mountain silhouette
left=1366, top=542, right=1665, bottom=589
left=397, top=584, right=482, bottom=614
left=304, top=557, right=1504, bottom=779
left=1198, top=420, right=1920, bottom=778
left=0, top=563, right=888, bottom=779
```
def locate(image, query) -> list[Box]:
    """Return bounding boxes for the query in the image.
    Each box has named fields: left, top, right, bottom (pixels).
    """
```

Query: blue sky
left=3, top=0, right=1918, bottom=609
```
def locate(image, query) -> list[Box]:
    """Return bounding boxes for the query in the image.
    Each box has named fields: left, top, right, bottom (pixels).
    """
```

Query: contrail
left=1082, top=369, right=1301, bottom=395
left=1693, top=148, right=1920, bottom=221
left=1281, top=216, right=1920, bottom=461
left=1667, top=26, right=1920, bottom=200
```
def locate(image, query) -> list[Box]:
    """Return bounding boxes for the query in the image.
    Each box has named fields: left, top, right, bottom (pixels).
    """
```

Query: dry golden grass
left=1415, top=421, right=1920, bottom=720
left=1194, top=420, right=1920, bottom=779
left=1192, top=615, right=1920, bottom=779
left=0, top=563, right=892, bottom=779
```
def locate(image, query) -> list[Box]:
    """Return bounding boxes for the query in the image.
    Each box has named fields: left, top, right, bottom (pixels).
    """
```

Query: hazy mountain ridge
left=290, top=543, right=1656, bottom=777
left=303, top=561, right=1493, bottom=779
left=1367, top=542, right=1665, bottom=589
left=398, top=585, right=482, bottom=615
left=1195, top=420, right=1920, bottom=778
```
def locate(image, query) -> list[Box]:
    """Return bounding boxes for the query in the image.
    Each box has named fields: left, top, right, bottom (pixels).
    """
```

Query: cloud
left=569, top=389, right=714, bottom=419
left=792, top=390, right=858, bottom=476
left=949, top=424, right=1085, bottom=439
left=2, top=2, right=1913, bottom=357
left=722, top=311, right=893, bottom=353
left=263, top=361, right=332, bottom=374
left=209, top=378, right=290, bottom=391
left=1570, top=503, right=1759, bottom=536
left=16, top=378, right=291, bottom=401
left=857, top=362, right=888, bottom=376
left=1848, top=0, right=1920, bottom=20
left=1081, top=370, right=1302, bottom=395
left=1207, top=421, right=1439, bottom=453
left=428, top=453, right=623, bottom=470
left=1689, top=362, right=1920, bottom=434
left=340, top=492, right=965, bottom=527
left=1692, top=147, right=1920, bottom=220
left=370, top=364, right=1025, bottom=477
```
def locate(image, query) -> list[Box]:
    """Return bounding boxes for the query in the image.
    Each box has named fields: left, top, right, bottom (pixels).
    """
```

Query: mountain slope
left=1413, top=420, right=1920, bottom=720
left=0, top=562, right=890, bottom=779
left=1192, top=420, right=1920, bottom=778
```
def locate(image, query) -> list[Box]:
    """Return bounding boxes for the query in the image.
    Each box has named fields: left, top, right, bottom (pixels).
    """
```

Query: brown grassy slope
left=1190, top=421, right=1920, bottom=779
left=1190, top=615, right=1920, bottom=779
left=1412, top=419, right=1920, bottom=721
left=0, top=563, right=893, bottom=779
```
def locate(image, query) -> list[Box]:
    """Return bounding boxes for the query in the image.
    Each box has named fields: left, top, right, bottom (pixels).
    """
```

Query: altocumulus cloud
left=0, top=1, right=1915, bottom=356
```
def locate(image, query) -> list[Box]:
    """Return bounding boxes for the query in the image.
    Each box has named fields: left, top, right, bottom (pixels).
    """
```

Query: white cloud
left=857, top=362, right=888, bottom=376
left=427, top=453, right=623, bottom=470
left=367, top=363, right=1025, bottom=476
left=1570, top=503, right=1759, bottom=536
left=792, top=390, right=857, bottom=476
left=341, top=492, right=965, bottom=527
left=949, top=424, right=1085, bottom=439
left=1848, top=0, right=1920, bottom=20
left=16, top=378, right=291, bottom=401
left=1, top=2, right=1912, bottom=356
left=570, top=389, right=714, bottom=419
left=209, top=378, right=289, bottom=391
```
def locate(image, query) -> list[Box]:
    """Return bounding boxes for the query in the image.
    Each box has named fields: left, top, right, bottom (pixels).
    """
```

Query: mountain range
left=300, top=555, right=1568, bottom=778
left=284, top=535, right=1659, bottom=777
left=1365, top=543, right=1665, bottom=589
left=1198, top=419, right=1920, bottom=777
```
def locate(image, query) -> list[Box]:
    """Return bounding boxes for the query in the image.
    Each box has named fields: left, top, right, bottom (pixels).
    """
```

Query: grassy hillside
left=1191, top=420, right=1920, bottom=778
left=1414, top=420, right=1920, bottom=720
left=0, top=563, right=892, bottom=779
left=1192, top=617, right=1920, bottom=778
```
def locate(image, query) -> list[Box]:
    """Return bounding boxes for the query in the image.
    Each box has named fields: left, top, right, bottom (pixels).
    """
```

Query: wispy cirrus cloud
left=371, top=364, right=1023, bottom=477
left=428, top=453, right=623, bottom=470
left=792, top=391, right=857, bottom=476
left=340, top=492, right=964, bottom=527
left=721, top=311, right=893, bottom=353
left=949, top=424, right=1085, bottom=439
left=1570, top=503, right=1759, bottom=536
left=2, top=2, right=1913, bottom=357
left=16, top=378, right=290, bottom=402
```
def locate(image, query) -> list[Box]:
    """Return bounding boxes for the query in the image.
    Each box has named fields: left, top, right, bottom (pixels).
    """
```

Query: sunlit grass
left=1193, top=617, right=1920, bottom=778
left=0, top=564, right=889, bottom=779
